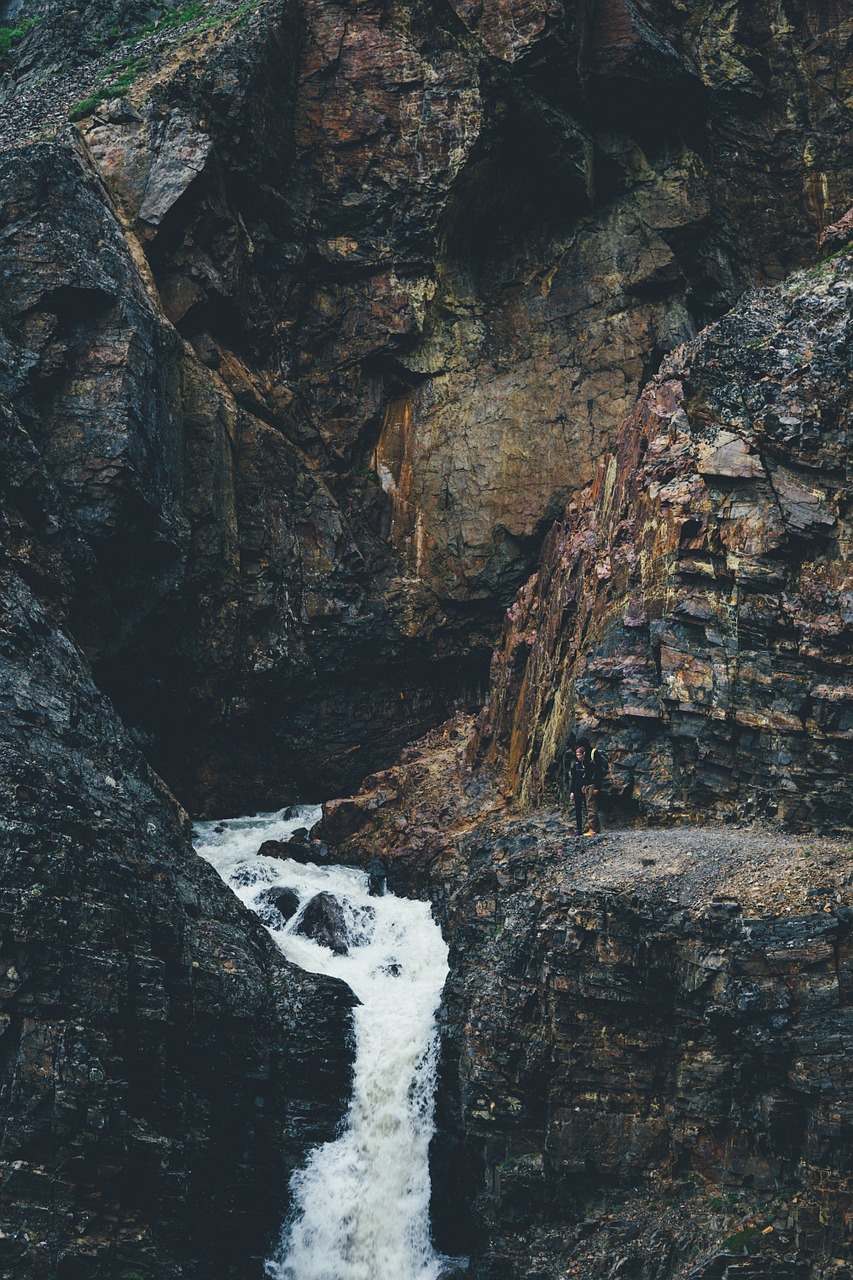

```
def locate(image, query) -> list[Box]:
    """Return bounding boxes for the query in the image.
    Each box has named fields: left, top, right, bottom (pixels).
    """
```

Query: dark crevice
left=176, top=292, right=251, bottom=350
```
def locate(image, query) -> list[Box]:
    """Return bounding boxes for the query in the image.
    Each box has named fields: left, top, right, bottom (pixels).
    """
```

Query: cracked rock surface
left=0, top=0, right=851, bottom=808
left=476, top=250, right=853, bottom=829
left=320, top=721, right=853, bottom=1279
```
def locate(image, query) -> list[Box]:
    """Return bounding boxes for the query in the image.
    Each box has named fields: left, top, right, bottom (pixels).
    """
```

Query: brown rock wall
left=475, top=249, right=853, bottom=827
left=318, top=736, right=853, bottom=1278
left=3, top=0, right=850, bottom=810
left=443, top=863, right=853, bottom=1278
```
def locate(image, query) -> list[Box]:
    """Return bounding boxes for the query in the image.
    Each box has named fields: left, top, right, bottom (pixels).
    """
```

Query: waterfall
left=194, top=805, right=461, bottom=1280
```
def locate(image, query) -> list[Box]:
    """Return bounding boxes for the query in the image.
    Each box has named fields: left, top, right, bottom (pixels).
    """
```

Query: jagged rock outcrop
left=439, top=824, right=853, bottom=1280
left=1, top=0, right=851, bottom=810
left=319, top=731, right=853, bottom=1279
left=0, top=558, right=355, bottom=1278
left=475, top=249, right=853, bottom=828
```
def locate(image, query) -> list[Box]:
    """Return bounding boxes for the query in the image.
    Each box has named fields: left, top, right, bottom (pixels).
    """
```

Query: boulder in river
left=297, top=892, right=350, bottom=953
left=297, top=893, right=376, bottom=953
left=258, top=886, right=301, bottom=923
left=366, top=858, right=387, bottom=897
left=258, top=837, right=312, bottom=863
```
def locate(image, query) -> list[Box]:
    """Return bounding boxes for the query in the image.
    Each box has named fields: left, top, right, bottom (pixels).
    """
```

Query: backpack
left=590, top=747, right=608, bottom=785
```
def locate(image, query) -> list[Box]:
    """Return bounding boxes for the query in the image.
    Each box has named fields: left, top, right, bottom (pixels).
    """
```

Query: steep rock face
left=440, top=830, right=853, bottom=1280
left=476, top=249, right=853, bottom=828
left=0, top=556, right=354, bottom=1278
left=1, top=0, right=851, bottom=809
left=369, top=0, right=853, bottom=610
left=0, top=132, right=479, bottom=812
left=0, top=144, right=188, bottom=639
left=319, top=736, right=853, bottom=1279
left=0, top=1, right=487, bottom=813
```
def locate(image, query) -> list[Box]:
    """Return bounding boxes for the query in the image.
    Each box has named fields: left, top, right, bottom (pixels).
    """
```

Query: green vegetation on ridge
left=0, top=15, right=41, bottom=60
left=68, top=1, right=262, bottom=121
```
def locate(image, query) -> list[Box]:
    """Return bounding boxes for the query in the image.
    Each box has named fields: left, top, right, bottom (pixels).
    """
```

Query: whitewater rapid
left=193, top=805, right=457, bottom=1280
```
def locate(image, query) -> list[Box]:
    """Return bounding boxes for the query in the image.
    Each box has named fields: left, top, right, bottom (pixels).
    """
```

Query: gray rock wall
left=0, top=558, right=354, bottom=1277
left=1, top=0, right=851, bottom=810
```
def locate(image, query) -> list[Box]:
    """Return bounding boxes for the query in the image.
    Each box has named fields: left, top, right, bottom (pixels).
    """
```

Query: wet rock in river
left=297, top=893, right=376, bottom=954
left=259, top=886, right=301, bottom=923
left=258, top=837, right=311, bottom=863
left=366, top=858, right=388, bottom=897
left=297, top=893, right=351, bottom=954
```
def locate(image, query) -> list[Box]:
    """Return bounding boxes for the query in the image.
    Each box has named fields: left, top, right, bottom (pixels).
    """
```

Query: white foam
left=194, top=806, right=460, bottom=1280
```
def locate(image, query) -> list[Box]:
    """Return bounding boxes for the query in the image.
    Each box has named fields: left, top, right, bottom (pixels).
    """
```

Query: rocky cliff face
left=318, top=243, right=853, bottom=1273
left=441, top=826, right=853, bottom=1280
left=1, top=0, right=851, bottom=810
left=474, top=247, right=853, bottom=828
left=2, top=1, right=853, bottom=1278
left=311, top=212, right=850, bottom=1280
left=318, top=727, right=853, bottom=1280
left=0, top=553, right=354, bottom=1278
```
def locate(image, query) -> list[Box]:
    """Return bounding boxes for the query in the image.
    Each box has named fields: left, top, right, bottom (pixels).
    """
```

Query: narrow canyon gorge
left=0, top=0, right=851, bottom=1277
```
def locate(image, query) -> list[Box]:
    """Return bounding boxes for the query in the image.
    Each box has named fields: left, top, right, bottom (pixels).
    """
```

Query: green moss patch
left=0, top=16, right=41, bottom=60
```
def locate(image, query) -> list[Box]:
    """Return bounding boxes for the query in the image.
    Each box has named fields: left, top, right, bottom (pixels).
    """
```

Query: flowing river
left=193, top=805, right=458, bottom=1280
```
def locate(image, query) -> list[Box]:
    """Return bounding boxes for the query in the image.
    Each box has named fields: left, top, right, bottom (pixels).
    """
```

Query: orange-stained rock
left=474, top=250, right=853, bottom=828
left=1, top=0, right=852, bottom=813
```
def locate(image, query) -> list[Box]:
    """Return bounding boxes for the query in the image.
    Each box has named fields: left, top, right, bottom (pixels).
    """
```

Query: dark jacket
left=569, top=759, right=592, bottom=794
left=588, top=748, right=607, bottom=788
left=569, top=751, right=607, bottom=793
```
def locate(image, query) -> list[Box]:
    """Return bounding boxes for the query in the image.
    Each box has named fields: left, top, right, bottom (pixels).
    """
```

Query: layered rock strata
left=443, top=822, right=853, bottom=1280
left=476, top=249, right=853, bottom=828
left=1, top=0, right=851, bottom=808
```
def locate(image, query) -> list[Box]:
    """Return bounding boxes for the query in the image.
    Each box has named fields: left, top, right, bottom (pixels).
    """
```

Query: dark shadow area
left=440, top=74, right=594, bottom=268
left=95, top=648, right=492, bottom=817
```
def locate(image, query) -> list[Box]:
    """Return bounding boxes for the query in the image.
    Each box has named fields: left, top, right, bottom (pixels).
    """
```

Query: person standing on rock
left=568, top=743, right=591, bottom=835
left=583, top=738, right=608, bottom=834
left=568, top=738, right=607, bottom=835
